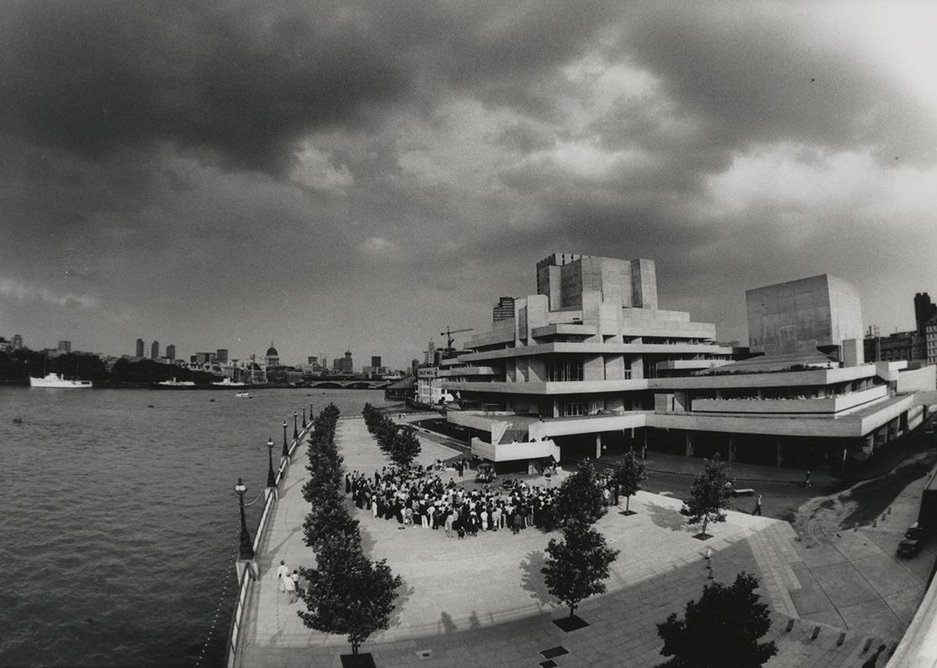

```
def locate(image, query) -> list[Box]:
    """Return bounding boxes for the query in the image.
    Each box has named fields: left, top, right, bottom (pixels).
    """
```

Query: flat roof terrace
left=234, top=417, right=916, bottom=667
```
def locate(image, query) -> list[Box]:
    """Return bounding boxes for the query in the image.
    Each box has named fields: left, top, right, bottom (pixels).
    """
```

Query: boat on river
left=29, top=373, right=93, bottom=389
left=156, top=378, right=196, bottom=388
left=211, top=377, right=247, bottom=388
left=235, top=391, right=251, bottom=398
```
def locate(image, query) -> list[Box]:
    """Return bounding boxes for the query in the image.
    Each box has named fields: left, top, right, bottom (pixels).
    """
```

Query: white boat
left=235, top=391, right=251, bottom=398
left=212, top=377, right=247, bottom=388
left=29, top=373, right=92, bottom=389
left=157, top=378, right=196, bottom=387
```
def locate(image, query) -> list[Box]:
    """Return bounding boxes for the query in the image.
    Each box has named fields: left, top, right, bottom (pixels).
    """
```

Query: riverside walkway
left=234, top=417, right=930, bottom=667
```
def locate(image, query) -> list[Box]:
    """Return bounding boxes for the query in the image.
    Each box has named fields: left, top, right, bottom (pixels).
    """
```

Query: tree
left=614, top=451, right=647, bottom=514
left=553, top=460, right=607, bottom=527
left=680, top=455, right=732, bottom=538
left=302, top=492, right=360, bottom=550
left=541, top=523, right=619, bottom=618
left=389, top=424, right=421, bottom=469
left=299, top=543, right=402, bottom=656
left=656, top=571, right=777, bottom=668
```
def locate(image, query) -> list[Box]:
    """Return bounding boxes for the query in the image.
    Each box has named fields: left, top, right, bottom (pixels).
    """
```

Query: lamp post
left=282, top=421, right=289, bottom=458
left=310, top=402, right=314, bottom=422
left=293, top=411, right=299, bottom=440
left=302, top=406, right=306, bottom=429
left=266, top=437, right=276, bottom=488
left=235, top=478, right=254, bottom=560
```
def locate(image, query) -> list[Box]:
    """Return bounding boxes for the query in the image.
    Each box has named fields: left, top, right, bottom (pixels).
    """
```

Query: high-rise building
left=12, top=334, right=23, bottom=350
left=915, top=293, right=937, bottom=335
left=151, top=341, right=160, bottom=359
left=492, top=297, right=516, bottom=322
left=166, top=344, right=176, bottom=360
left=307, top=356, right=318, bottom=366
left=333, top=350, right=354, bottom=373
left=136, top=338, right=144, bottom=357
left=57, top=340, right=71, bottom=353
left=371, top=356, right=382, bottom=368
left=216, top=349, right=228, bottom=363
left=424, top=340, right=435, bottom=365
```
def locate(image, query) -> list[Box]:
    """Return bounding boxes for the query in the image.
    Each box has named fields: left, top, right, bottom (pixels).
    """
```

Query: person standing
left=276, top=560, right=289, bottom=595
left=752, top=495, right=763, bottom=516
left=804, top=469, right=811, bottom=488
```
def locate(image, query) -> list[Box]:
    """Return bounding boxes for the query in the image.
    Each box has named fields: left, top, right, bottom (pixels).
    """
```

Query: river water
left=0, top=386, right=395, bottom=667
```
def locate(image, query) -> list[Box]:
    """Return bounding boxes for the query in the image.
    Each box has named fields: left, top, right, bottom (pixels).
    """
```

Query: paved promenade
left=235, top=417, right=932, bottom=667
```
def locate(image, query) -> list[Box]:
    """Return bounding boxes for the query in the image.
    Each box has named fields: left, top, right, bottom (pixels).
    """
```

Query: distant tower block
left=166, top=344, right=176, bottom=361
left=136, top=338, right=144, bottom=357
left=151, top=341, right=160, bottom=359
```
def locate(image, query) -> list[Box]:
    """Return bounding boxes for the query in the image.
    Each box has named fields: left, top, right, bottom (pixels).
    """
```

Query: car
left=897, top=523, right=926, bottom=557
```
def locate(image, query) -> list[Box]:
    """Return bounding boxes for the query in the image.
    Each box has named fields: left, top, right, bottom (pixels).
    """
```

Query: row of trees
left=297, top=404, right=402, bottom=658
left=362, top=403, right=421, bottom=468
left=0, top=349, right=222, bottom=386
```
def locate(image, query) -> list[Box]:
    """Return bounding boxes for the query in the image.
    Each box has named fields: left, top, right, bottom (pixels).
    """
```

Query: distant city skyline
left=2, top=2, right=936, bottom=370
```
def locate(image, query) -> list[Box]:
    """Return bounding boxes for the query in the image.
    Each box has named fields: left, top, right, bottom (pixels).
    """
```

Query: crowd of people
left=345, top=461, right=622, bottom=538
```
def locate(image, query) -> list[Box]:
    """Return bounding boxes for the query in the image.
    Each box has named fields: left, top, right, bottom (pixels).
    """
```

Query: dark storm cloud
left=616, top=3, right=937, bottom=165
left=0, top=0, right=410, bottom=175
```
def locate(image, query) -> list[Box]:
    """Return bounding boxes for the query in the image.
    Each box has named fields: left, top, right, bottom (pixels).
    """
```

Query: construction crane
left=440, top=326, right=473, bottom=352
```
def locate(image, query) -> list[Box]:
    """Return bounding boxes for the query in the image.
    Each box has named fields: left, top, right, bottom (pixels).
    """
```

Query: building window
left=561, top=401, right=586, bottom=416
left=547, top=357, right=584, bottom=382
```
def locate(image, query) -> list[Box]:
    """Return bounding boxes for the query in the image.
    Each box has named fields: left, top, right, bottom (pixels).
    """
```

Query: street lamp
left=266, top=437, right=276, bottom=488
left=302, top=406, right=306, bottom=429
left=309, top=402, right=314, bottom=422
left=235, top=478, right=254, bottom=560
left=282, top=421, right=289, bottom=458
left=293, top=411, right=299, bottom=440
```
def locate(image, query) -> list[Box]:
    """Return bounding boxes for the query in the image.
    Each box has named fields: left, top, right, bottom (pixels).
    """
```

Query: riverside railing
left=225, top=415, right=310, bottom=668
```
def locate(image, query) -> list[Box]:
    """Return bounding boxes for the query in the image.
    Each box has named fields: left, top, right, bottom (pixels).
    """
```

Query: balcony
left=690, top=385, right=889, bottom=415
left=443, top=378, right=651, bottom=395
left=470, top=437, right=561, bottom=463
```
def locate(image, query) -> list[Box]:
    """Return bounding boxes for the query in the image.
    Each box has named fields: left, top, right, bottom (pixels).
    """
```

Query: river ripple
left=0, top=387, right=393, bottom=667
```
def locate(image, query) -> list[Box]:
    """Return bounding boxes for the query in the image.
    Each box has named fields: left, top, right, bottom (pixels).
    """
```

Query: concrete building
left=926, top=319, right=937, bottom=367
left=333, top=350, right=354, bottom=374
left=371, top=356, right=382, bottom=369
left=57, top=340, right=71, bottom=353
left=151, top=340, right=159, bottom=360
left=136, top=338, right=144, bottom=357
left=440, top=255, right=935, bottom=472
left=165, top=344, right=176, bottom=361
left=216, top=349, right=228, bottom=363
left=492, top=297, right=516, bottom=323
left=746, top=274, right=863, bottom=357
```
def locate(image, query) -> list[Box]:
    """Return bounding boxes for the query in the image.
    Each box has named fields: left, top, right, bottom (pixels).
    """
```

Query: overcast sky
left=2, top=1, right=935, bottom=368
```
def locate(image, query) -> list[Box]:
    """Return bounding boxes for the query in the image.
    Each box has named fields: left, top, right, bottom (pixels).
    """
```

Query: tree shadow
left=387, top=574, right=415, bottom=629
left=519, top=550, right=555, bottom=608
left=646, top=501, right=690, bottom=533
left=438, top=611, right=457, bottom=634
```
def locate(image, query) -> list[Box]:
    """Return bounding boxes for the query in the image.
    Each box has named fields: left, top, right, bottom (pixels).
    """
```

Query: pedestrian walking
left=752, top=495, right=762, bottom=516
left=276, top=560, right=289, bottom=594
left=284, top=570, right=297, bottom=603
left=804, top=469, right=811, bottom=488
